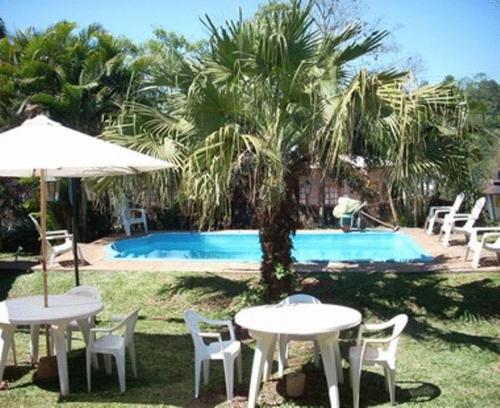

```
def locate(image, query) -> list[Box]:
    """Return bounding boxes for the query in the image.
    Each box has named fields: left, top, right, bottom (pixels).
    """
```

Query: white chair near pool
left=29, top=213, right=85, bottom=266
left=86, top=309, right=139, bottom=393
left=465, top=226, right=500, bottom=268
left=424, top=192, right=464, bottom=235
left=349, top=314, right=408, bottom=408
left=184, top=309, right=242, bottom=401
left=277, top=294, right=342, bottom=382
left=439, top=197, right=486, bottom=247
left=119, top=202, right=148, bottom=236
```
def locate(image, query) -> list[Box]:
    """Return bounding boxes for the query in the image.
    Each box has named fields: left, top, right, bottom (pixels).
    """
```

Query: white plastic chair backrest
left=451, top=192, right=465, bottom=214
left=385, top=314, right=408, bottom=357
left=184, top=309, right=209, bottom=352
left=121, top=309, right=139, bottom=346
left=279, top=294, right=321, bottom=305
left=464, top=197, right=486, bottom=230
left=65, top=285, right=102, bottom=302
left=28, top=213, right=42, bottom=235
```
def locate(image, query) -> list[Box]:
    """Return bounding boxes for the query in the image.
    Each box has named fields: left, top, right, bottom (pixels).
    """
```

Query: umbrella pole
left=69, top=178, right=80, bottom=286
left=39, top=170, right=52, bottom=358
left=39, top=170, right=49, bottom=308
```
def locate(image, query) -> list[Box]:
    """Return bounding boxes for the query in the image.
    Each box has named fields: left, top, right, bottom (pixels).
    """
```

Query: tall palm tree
left=103, top=1, right=470, bottom=299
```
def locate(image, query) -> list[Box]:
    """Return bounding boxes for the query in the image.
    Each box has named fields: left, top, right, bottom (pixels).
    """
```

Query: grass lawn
left=0, top=262, right=498, bottom=407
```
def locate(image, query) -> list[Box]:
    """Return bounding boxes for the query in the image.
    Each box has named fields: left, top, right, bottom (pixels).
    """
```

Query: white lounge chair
left=184, top=310, right=242, bottom=401
left=465, top=227, right=500, bottom=268
left=424, top=192, right=465, bottom=235
left=29, top=213, right=84, bottom=266
left=86, top=310, right=139, bottom=393
left=349, top=314, right=408, bottom=408
left=439, top=197, right=486, bottom=247
left=277, top=294, right=342, bottom=382
left=119, top=202, right=148, bottom=236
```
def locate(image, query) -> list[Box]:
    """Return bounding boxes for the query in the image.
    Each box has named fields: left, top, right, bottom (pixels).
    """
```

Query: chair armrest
left=452, top=214, right=473, bottom=219
left=129, top=208, right=146, bottom=216
left=46, top=233, right=73, bottom=241
left=428, top=206, right=451, bottom=217
left=46, top=230, right=70, bottom=235
left=200, top=332, right=224, bottom=352
left=482, top=232, right=500, bottom=243
left=199, top=317, right=236, bottom=340
left=362, top=320, right=396, bottom=332
left=90, top=327, right=114, bottom=333
left=433, top=209, right=452, bottom=216
left=470, top=227, right=500, bottom=232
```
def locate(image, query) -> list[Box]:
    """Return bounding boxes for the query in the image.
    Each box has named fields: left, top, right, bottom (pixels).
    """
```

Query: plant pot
left=35, top=356, right=58, bottom=383
left=286, top=372, right=306, bottom=397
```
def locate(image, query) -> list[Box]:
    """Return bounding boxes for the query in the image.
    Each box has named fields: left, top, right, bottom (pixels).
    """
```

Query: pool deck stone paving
left=39, top=227, right=500, bottom=273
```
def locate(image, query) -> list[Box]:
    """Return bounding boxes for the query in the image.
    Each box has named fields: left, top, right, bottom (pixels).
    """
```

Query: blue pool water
left=108, top=231, right=432, bottom=263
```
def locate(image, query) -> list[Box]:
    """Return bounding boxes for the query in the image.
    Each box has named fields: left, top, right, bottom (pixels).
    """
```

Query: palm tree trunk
left=256, top=177, right=300, bottom=301
left=387, top=183, right=399, bottom=224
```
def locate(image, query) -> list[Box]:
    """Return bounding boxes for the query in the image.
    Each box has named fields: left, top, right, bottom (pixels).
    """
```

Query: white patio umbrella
left=0, top=115, right=174, bottom=307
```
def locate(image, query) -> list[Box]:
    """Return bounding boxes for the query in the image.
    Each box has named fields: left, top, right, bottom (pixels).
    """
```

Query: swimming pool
left=107, top=231, right=432, bottom=263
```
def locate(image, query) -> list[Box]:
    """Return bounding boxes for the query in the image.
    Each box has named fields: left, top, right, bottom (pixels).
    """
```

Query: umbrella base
left=34, top=356, right=58, bottom=383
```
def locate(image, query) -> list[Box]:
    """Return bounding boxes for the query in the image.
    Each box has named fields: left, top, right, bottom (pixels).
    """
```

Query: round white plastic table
left=235, top=303, right=362, bottom=408
left=0, top=294, right=103, bottom=395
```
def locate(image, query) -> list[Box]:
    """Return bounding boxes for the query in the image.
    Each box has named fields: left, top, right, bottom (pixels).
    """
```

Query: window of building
left=324, top=185, right=339, bottom=206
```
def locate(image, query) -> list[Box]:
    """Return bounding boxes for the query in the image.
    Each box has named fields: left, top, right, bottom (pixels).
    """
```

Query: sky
left=1, top=0, right=499, bottom=82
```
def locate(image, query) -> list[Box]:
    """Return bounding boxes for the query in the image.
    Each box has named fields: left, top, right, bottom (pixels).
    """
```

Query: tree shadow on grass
left=34, top=332, right=255, bottom=406
left=157, top=272, right=251, bottom=299
left=265, top=364, right=441, bottom=407
left=299, top=272, right=500, bottom=353
left=0, top=262, right=35, bottom=301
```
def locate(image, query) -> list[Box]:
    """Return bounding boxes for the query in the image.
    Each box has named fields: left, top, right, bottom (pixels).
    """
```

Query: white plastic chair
left=465, top=226, right=500, bottom=268
left=439, top=197, right=486, bottom=247
left=349, top=314, right=408, bottom=408
left=65, top=286, right=101, bottom=351
left=29, top=213, right=84, bottom=266
left=184, top=310, right=242, bottom=401
left=119, top=202, right=148, bottom=236
left=86, top=309, right=139, bottom=393
left=277, top=294, right=342, bottom=379
left=424, top=192, right=464, bottom=235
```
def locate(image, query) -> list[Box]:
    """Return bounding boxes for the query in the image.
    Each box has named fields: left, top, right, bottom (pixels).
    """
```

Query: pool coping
left=42, top=227, right=500, bottom=273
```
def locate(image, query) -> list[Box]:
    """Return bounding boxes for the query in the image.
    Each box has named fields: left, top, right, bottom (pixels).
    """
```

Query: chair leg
left=442, top=227, right=452, bottom=247
left=128, top=341, right=137, bottom=378
left=425, top=217, right=435, bottom=235
left=277, top=335, right=287, bottom=377
left=86, top=350, right=92, bottom=392
left=203, top=360, right=210, bottom=385
left=104, top=354, right=112, bottom=375
left=314, top=340, right=321, bottom=368
left=11, top=336, right=17, bottom=366
left=115, top=352, right=126, bottom=392
left=386, top=367, right=396, bottom=406
left=237, top=352, right=243, bottom=384
left=333, top=339, right=343, bottom=384
left=223, top=355, right=234, bottom=401
left=66, top=329, right=72, bottom=352
left=124, top=224, right=131, bottom=236
left=30, top=324, right=39, bottom=365
left=143, top=221, right=148, bottom=234
left=77, top=245, right=86, bottom=265
left=194, top=357, right=202, bottom=398
left=464, top=246, right=470, bottom=261
left=472, top=248, right=482, bottom=269
left=350, top=358, right=361, bottom=408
